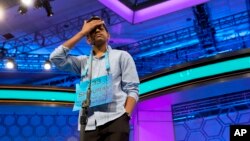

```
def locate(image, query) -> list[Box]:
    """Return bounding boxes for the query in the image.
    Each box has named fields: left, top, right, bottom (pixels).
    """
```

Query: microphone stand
left=80, top=53, right=93, bottom=141
left=80, top=87, right=91, bottom=141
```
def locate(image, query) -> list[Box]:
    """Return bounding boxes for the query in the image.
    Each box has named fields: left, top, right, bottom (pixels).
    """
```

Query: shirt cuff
left=128, top=92, right=139, bottom=102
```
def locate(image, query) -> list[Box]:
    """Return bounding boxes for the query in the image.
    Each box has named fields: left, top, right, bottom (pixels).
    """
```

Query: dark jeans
left=84, top=113, right=130, bottom=141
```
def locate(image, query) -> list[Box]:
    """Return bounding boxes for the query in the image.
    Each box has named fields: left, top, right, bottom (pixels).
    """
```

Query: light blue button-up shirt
left=50, top=45, right=139, bottom=130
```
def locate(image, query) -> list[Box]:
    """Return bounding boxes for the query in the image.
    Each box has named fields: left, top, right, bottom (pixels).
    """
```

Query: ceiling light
left=0, top=6, right=4, bottom=21
left=5, top=59, right=16, bottom=69
left=20, top=0, right=34, bottom=7
left=18, top=5, right=28, bottom=15
left=44, top=60, right=52, bottom=70
left=34, top=0, right=43, bottom=8
left=18, top=0, right=54, bottom=17
left=43, top=0, right=54, bottom=17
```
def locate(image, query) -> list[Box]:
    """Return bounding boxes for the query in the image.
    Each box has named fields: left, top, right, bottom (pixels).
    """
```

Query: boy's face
left=87, top=20, right=109, bottom=46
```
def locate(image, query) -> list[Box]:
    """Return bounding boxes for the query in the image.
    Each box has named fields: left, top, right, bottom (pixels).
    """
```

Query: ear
left=86, top=35, right=93, bottom=45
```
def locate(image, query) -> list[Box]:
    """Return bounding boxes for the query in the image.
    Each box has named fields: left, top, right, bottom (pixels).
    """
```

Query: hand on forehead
left=87, top=16, right=103, bottom=23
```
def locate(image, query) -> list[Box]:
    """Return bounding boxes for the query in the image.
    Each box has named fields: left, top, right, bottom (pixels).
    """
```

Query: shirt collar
left=107, top=45, right=112, bottom=51
left=93, top=45, right=112, bottom=59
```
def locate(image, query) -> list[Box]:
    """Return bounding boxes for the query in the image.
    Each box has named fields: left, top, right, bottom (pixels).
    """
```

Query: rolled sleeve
left=121, top=51, right=140, bottom=102
left=50, top=45, right=87, bottom=74
left=128, top=91, right=139, bottom=102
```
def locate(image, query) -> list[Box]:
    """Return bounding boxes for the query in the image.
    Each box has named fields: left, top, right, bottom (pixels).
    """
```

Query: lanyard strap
left=81, top=50, right=110, bottom=79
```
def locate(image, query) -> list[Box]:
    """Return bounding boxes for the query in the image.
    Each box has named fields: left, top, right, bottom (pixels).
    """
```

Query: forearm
left=50, top=45, right=83, bottom=74
left=63, top=31, right=87, bottom=49
left=125, top=96, right=137, bottom=116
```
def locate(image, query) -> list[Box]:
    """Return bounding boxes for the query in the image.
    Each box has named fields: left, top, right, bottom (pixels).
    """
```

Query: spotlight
left=20, top=0, right=34, bottom=7
left=34, top=0, right=43, bottom=8
left=0, top=6, right=4, bottom=21
left=18, top=5, right=28, bottom=15
left=44, top=60, right=52, bottom=70
left=5, top=59, right=16, bottom=69
left=43, top=0, right=54, bottom=17
left=18, top=0, right=54, bottom=17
